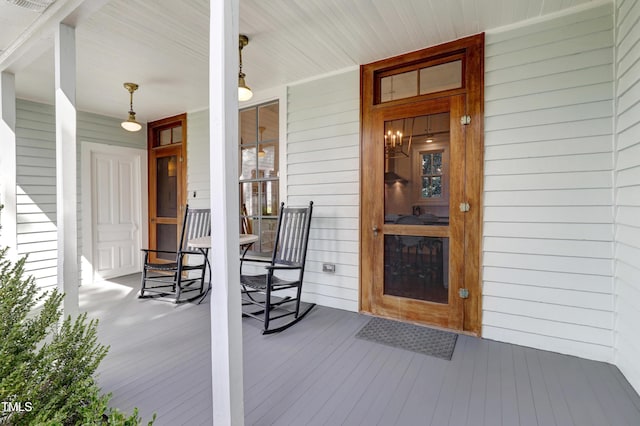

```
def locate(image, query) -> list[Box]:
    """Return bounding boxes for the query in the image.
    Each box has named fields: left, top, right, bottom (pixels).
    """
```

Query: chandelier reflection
left=384, top=117, right=414, bottom=158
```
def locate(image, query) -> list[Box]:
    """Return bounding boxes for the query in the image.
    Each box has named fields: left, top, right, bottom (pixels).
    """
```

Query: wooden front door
left=148, top=114, right=187, bottom=263
left=360, top=34, right=484, bottom=334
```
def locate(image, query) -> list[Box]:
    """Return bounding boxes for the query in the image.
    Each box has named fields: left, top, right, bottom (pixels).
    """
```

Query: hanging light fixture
left=121, top=82, right=142, bottom=132
left=258, top=126, right=266, bottom=158
left=238, top=34, right=253, bottom=102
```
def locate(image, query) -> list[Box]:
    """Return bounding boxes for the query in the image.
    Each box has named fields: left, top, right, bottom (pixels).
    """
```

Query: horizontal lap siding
left=15, top=100, right=146, bottom=290
left=483, top=4, right=615, bottom=362
left=186, top=110, right=210, bottom=209
left=614, top=0, right=640, bottom=394
left=287, top=71, right=360, bottom=311
left=16, top=101, right=58, bottom=290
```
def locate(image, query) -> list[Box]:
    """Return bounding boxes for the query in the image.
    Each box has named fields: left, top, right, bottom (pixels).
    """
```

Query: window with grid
left=421, top=151, right=443, bottom=199
left=239, top=100, right=279, bottom=253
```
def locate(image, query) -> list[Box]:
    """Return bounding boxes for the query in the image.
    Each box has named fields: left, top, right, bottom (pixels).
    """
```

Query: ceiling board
left=0, top=0, right=602, bottom=122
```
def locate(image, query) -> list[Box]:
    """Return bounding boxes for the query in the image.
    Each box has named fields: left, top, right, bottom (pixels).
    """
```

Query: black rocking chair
left=140, top=205, right=211, bottom=303
left=240, top=201, right=315, bottom=334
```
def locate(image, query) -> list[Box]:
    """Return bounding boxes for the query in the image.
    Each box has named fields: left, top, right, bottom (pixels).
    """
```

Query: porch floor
left=80, top=274, right=640, bottom=426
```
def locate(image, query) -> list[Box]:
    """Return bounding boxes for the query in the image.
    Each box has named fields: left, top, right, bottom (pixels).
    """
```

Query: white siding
left=614, top=0, right=640, bottom=395
left=16, top=100, right=58, bottom=289
left=483, top=4, right=616, bottom=362
left=287, top=71, right=360, bottom=311
left=15, top=99, right=146, bottom=290
left=186, top=109, right=210, bottom=209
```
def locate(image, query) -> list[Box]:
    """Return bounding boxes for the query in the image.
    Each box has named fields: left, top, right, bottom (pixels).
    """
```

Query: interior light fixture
left=121, top=82, right=142, bottom=132
left=258, top=126, right=266, bottom=158
left=238, top=34, right=253, bottom=102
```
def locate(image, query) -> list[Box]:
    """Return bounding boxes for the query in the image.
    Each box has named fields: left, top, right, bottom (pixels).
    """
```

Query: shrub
left=0, top=247, right=154, bottom=425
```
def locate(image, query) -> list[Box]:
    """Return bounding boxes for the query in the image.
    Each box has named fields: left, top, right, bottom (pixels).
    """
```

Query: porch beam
left=55, top=23, right=78, bottom=319
left=0, top=72, right=17, bottom=258
left=209, top=0, right=244, bottom=424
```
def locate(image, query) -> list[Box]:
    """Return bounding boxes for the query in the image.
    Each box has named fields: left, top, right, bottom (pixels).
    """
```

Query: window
left=239, top=101, right=279, bottom=253
left=421, top=151, right=443, bottom=198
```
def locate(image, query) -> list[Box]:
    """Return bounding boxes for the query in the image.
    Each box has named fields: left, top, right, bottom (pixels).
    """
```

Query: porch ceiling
left=0, top=0, right=600, bottom=122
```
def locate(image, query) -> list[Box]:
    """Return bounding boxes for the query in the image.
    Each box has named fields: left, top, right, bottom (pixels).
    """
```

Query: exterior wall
left=614, top=0, right=640, bottom=394
left=287, top=71, right=360, bottom=311
left=14, top=99, right=145, bottom=290
left=16, top=100, right=57, bottom=289
left=186, top=109, right=210, bottom=209
left=482, top=4, right=616, bottom=362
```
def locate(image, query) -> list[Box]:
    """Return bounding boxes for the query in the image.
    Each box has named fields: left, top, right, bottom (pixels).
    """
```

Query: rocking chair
left=140, top=205, right=211, bottom=303
left=240, top=201, right=314, bottom=334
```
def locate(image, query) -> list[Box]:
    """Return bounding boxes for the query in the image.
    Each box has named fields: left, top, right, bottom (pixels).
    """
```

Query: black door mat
left=355, top=316, right=458, bottom=360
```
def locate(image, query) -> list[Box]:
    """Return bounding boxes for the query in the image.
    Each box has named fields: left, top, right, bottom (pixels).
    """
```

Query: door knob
left=372, top=226, right=379, bottom=236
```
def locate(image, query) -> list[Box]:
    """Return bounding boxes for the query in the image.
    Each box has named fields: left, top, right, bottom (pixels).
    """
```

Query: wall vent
left=4, top=0, right=56, bottom=12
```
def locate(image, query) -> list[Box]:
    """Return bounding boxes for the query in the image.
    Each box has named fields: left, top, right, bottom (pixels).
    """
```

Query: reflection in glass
left=156, top=224, right=177, bottom=261
left=380, top=70, right=418, bottom=102
left=156, top=156, right=177, bottom=218
left=384, top=235, right=448, bottom=303
left=384, top=112, right=449, bottom=223
left=419, top=60, right=462, bottom=95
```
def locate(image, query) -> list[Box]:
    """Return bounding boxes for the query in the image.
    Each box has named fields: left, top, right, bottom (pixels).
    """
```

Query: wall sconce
left=238, top=34, right=253, bottom=102
left=121, top=82, right=142, bottom=132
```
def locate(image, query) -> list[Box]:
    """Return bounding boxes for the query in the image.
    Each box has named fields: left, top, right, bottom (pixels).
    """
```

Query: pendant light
left=238, top=34, right=253, bottom=102
left=121, top=82, right=142, bottom=132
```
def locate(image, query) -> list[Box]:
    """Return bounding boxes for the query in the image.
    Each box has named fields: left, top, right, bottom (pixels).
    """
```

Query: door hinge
left=459, top=288, right=469, bottom=299
left=459, top=202, right=470, bottom=212
left=460, top=115, right=471, bottom=125
left=179, top=156, right=184, bottom=162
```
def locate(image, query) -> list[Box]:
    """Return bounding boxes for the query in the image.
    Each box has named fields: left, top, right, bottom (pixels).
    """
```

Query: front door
left=360, top=34, right=484, bottom=333
left=148, top=114, right=187, bottom=262
left=89, top=148, right=143, bottom=279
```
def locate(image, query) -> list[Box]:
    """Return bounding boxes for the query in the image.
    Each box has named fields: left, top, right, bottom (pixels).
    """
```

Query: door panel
left=92, top=152, right=141, bottom=279
left=149, top=144, right=183, bottom=262
left=366, top=96, right=465, bottom=330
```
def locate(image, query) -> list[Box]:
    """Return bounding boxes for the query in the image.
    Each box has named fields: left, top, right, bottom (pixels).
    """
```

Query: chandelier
left=384, top=117, right=414, bottom=158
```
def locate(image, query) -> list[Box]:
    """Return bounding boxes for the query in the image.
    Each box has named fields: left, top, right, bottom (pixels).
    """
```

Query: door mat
left=355, top=317, right=457, bottom=360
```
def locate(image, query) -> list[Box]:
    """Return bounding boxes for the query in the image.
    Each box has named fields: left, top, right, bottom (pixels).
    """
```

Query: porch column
left=0, top=72, right=17, bottom=259
left=55, top=23, right=78, bottom=318
left=209, top=0, right=244, bottom=424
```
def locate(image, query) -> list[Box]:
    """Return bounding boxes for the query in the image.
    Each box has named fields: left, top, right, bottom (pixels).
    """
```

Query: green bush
left=0, top=248, right=154, bottom=425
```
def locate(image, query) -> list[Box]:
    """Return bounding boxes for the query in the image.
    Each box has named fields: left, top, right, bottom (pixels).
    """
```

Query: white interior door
left=91, top=151, right=142, bottom=279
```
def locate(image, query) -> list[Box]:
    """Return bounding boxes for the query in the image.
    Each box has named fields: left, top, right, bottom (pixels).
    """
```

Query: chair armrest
left=265, top=264, right=301, bottom=271
left=141, top=248, right=179, bottom=255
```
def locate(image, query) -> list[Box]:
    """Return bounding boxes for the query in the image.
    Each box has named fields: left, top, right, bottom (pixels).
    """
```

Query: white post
left=209, top=0, right=244, bottom=424
left=0, top=72, right=17, bottom=259
left=55, top=23, right=78, bottom=319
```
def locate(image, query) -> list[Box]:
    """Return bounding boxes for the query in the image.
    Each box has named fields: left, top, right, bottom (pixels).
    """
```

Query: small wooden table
left=188, top=234, right=259, bottom=303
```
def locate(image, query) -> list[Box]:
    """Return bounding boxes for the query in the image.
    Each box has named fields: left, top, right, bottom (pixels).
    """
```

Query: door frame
left=147, top=113, right=188, bottom=263
left=81, top=141, right=148, bottom=283
left=359, top=33, right=484, bottom=335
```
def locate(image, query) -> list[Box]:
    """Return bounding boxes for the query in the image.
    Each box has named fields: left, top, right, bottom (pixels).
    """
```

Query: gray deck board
left=80, top=274, right=640, bottom=426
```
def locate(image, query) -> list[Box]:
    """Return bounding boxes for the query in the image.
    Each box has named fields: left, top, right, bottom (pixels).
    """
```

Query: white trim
left=0, top=71, right=17, bottom=259
left=80, top=141, right=148, bottom=284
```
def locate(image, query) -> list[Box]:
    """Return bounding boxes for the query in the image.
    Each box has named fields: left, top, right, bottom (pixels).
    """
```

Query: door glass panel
left=240, top=147, right=257, bottom=180
left=384, top=112, right=450, bottom=223
left=419, top=60, right=462, bottom=95
left=384, top=235, right=449, bottom=303
left=156, top=156, right=178, bottom=218
left=156, top=223, right=177, bottom=261
left=258, top=142, right=278, bottom=177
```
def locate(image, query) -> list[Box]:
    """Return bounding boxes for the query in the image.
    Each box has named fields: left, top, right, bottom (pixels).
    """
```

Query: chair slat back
left=179, top=206, right=211, bottom=251
left=272, top=201, right=313, bottom=267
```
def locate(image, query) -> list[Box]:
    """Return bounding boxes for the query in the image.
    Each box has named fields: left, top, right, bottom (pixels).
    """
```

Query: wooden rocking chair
left=140, top=205, right=211, bottom=303
left=240, top=201, right=315, bottom=334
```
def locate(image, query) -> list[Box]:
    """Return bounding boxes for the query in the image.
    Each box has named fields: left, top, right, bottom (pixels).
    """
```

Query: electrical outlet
left=322, top=263, right=336, bottom=273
